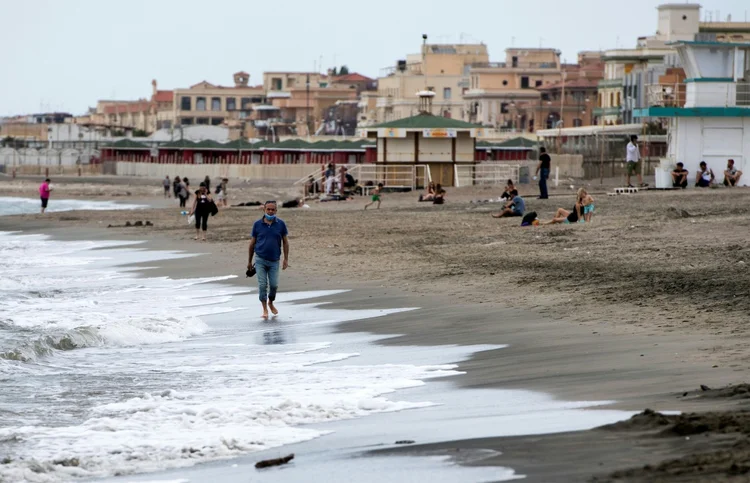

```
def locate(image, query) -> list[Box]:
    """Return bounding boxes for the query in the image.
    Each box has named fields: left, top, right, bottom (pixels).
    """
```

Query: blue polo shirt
left=251, top=217, right=288, bottom=261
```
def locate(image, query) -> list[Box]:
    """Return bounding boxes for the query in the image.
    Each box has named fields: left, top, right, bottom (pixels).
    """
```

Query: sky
left=1, top=0, right=748, bottom=116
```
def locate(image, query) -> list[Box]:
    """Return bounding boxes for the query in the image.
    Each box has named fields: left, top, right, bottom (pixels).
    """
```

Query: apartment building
left=463, top=48, right=564, bottom=131
left=363, top=42, right=490, bottom=125
left=595, top=3, right=750, bottom=124
left=174, top=72, right=264, bottom=129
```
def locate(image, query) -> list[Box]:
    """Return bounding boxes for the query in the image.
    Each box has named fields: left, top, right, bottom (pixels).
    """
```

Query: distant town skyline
left=2, top=0, right=748, bottom=116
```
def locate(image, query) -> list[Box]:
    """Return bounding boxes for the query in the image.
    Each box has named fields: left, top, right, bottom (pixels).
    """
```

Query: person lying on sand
left=492, top=190, right=524, bottom=218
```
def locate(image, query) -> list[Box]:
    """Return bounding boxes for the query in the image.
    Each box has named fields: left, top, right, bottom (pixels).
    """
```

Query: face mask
left=264, top=214, right=276, bottom=221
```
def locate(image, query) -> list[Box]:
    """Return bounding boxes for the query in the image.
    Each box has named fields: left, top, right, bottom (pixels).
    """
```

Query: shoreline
left=3, top=184, right=750, bottom=480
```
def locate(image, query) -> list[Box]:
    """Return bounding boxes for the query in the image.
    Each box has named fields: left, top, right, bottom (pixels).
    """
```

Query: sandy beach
left=3, top=174, right=750, bottom=481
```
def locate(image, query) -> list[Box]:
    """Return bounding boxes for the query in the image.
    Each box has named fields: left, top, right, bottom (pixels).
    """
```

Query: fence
left=293, top=164, right=431, bottom=198
left=110, top=162, right=325, bottom=181
left=454, top=163, right=521, bottom=187
left=0, top=147, right=100, bottom=166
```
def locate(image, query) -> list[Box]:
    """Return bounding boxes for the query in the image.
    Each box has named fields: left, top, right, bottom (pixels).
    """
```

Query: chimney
left=151, top=79, right=157, bottom=97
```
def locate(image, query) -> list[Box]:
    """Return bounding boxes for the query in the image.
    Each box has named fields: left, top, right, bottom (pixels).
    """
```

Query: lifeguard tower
left=360, top=91, right=483, bottom=187
left=635, top=41, right=750, bottom=187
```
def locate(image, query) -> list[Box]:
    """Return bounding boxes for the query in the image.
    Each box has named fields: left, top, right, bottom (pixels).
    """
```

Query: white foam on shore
left=0, top=197, right=147, bottom=216
left=0, top=232, right=467, bottom=482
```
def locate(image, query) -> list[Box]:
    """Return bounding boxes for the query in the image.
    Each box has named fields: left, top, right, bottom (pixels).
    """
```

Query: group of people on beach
left=161, top=175, right=230, bottom=241
left=164, top=175, right=229, bottom=208
left=490, top=178, right=594, bottom=226
left=670, top=159, right=743, bottom=189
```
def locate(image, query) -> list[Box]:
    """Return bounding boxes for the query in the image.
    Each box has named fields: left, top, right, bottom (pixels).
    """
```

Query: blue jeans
left=539, top=168, right=550, bottom=199
left=255, top=256, right=279, bottom=302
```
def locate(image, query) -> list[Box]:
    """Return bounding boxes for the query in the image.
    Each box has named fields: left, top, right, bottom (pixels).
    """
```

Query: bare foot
left=202, top=237, right=206, bottom=242
left=193, top=236, right=199, bottom=240
left=269, top=302, right=279, bottom=315
left=261, top=311, right=269, bottom=319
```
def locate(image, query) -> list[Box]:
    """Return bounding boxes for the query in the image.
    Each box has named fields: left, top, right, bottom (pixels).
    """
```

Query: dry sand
left=3, top=175, right=750, bottom=481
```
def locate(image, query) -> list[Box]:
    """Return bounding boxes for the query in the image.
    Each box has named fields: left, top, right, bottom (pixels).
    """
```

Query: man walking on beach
left=39, top=178, right=52, bottom=214
left=625, top=135, right=645, bottom=188
left=248, top=201, right=289, bottom=319
left=535, top=147, right=551, bottom=199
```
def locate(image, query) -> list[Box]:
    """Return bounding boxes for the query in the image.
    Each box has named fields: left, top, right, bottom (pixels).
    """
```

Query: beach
left=2, top=175, right=750, bottom=482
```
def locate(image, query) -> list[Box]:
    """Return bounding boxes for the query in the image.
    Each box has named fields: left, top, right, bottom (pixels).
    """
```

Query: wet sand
left=3, top=176, right=750, bottom=481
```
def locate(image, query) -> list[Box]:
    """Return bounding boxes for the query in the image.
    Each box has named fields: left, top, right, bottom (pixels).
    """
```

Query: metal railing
left=646, top=83, right=687, bottom=107
left=454, top=163, right=521, bottom=187
left=647, top=82, right=750, bottom=108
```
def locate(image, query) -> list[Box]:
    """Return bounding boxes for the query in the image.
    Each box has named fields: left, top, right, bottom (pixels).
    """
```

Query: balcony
left=645, top=82, right=750, bottom=109
left=646, top=83, right=686, bottom=108
left=376, top=97, right=393, bottom=108
left=597, top=78, right=624, bottom=88
left=593, top=107, right=621, bottom=116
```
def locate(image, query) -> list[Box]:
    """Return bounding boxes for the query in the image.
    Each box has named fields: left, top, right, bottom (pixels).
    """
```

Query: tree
left=331, top=67, right=338, bottom=76
left=338, top=65, right=349, bottom=75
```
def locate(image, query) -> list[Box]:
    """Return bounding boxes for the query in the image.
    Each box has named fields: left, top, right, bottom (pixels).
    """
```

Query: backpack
left=521, top=211, right=538, bottom=226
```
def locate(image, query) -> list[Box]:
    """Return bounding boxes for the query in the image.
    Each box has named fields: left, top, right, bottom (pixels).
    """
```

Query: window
left=443, top=87, right=452, bottom=100
left=500, top=103, right=509, bottom=114
left=196, top=117, right=209, bottom=125
left=512, top=56, right=518, bottom=68
left=241, top=97, right=252, bottom=110
left=541, top=93, right=550, bottom=101
left=573, top=118, right=583, bottom=127
left=226, top=97, right=236, bottom=111
left=535, top=80, right=543, bottom=87
left=502, top=80, right=508, bottom=86
left=427, top=86, right=435, bottom=92
left=521, top=77, right=529, bottom=89
left=211, top=97, right=221, bottom=111
left=180, top=97, right=191, bottom=111
left=271, top=78, right=282, bottom=90
left=196, top=97, right=206, bottom=111
left=181, top=117, right=194, bottom=125
left=211, top=118, right=223, bottom=126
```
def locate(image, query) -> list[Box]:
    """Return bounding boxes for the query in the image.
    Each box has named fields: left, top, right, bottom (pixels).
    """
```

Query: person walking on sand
left=625, top=135, right=646, bottom=188
left=248, top=201, right=289, bottom=319
left=364, top=183, right=383, bottom=210
left=163, top=176, right=171, bottom=198
left=188, top=182, right=214, bottom=241
left=203, top=175, right=211, bottom=194
left=39, top=178, right=52, bottom=214
left=535, top=147, right=551, bottom=199
left=173, top=176, right=181, bottom=199
left=177, top=178, right=189, bottom=208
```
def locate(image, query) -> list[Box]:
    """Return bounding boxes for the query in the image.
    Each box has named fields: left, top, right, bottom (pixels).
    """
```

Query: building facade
left=364, top=42, right=490, bottom=125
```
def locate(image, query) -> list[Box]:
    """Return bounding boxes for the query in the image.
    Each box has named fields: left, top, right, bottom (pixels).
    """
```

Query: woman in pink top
left=39, top=178, right=52, bottom=213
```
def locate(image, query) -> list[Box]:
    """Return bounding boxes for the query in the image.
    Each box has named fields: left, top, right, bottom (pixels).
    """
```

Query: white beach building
left=635, top=40, right=750, bottom=187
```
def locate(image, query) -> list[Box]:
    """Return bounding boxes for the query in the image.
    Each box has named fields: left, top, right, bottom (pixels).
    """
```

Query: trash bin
left=519, top=166, right=530, bottom=184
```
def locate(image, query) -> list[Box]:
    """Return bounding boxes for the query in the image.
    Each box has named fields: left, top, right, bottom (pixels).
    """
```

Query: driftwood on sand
left=255, top=453, right=294, bottom=469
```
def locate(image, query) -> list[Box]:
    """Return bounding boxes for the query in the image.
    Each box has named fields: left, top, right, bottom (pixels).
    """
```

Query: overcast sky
left=2, top=0, right=748, bottom=116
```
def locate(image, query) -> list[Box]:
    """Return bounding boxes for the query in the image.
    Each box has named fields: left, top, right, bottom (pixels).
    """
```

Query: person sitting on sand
left=419, top=182, right=436, bottom=202
left=543, top=188, right=589, bottom=225
left=695, top=161, right=714, bottom=188
left=724, top=159, right=743, bottom=187
left=500, top=179, right=516, bottom=200
left=364, top=183, right=383, bottom=210
left=671, top=162, right=689, bottom=189
left=492, top=189, right=524, bottom=218
left=433, top=184, right=446, bottom=205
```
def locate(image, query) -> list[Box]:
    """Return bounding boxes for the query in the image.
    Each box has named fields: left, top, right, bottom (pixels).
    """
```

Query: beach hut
left=359, top=112, right=484, bottom=187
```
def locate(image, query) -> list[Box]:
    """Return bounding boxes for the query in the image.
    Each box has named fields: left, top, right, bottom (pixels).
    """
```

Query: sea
left=0, top=197, right=147, bottom=216
left=0, top=226, right=635, bottom=482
